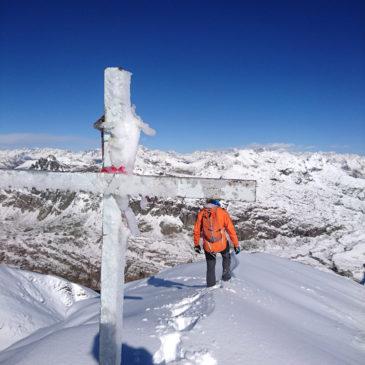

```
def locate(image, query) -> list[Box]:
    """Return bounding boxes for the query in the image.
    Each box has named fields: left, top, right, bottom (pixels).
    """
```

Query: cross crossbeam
left=0, top=170, right=256, bottom=201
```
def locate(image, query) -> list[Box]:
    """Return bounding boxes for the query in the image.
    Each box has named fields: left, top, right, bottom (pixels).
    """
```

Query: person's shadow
left=92, top=331, right=153, bottom=365
left=147, top=276, right=205, bottom=289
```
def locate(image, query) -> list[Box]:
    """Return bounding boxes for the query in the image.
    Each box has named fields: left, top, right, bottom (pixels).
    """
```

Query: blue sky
left=0, top=0, right=364, bottom=154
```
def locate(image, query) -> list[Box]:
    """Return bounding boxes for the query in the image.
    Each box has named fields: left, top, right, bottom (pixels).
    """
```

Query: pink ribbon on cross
left=100, top=165, right=127, bottom=174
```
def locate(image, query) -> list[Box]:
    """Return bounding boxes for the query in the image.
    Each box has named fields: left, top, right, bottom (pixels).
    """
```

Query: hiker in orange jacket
left=193, top=199, right=240, bottom=287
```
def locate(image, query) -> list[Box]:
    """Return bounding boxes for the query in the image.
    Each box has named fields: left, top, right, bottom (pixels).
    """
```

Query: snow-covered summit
left=0, top=254, right=364, bottom=364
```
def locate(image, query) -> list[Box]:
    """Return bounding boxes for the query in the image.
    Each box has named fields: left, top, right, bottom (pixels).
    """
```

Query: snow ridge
left=1, top=253, right=364, bottom=364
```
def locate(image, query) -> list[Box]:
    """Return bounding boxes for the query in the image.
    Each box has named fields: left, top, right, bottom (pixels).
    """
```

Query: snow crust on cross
left=100, top=68, right=155, bottom=172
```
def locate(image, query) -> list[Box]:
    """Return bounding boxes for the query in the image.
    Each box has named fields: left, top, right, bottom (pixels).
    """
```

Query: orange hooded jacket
left=193, top=205, right=239, bottom=253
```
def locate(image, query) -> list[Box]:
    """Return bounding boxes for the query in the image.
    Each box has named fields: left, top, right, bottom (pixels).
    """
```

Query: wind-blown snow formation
left=0, top=254, right=364, bottom=364
left=0, top=265, right=97, bottom=352
left=102, top=68, right=155, bottom=171
left=0, top=147, right=364, bottom=289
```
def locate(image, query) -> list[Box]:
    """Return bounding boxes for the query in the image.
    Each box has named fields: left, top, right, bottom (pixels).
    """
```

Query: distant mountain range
left=0, top=147, right=364, bottom=290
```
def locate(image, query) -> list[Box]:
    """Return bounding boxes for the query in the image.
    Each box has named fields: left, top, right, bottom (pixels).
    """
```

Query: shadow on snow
left=92, top=332, right=153, bottom=365
left=147, top=276, right=205, bottom=289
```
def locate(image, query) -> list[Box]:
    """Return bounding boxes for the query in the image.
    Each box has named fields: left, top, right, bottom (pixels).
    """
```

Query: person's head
left=207, top=198, right=221, bottom=207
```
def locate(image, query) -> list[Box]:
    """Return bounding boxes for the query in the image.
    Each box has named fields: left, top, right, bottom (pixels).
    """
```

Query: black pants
left=204, top=244, right=231, bottom=287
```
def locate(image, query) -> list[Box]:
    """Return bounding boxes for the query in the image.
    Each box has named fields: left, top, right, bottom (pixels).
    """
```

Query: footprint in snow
left=153, top=288, right=217, bottom=364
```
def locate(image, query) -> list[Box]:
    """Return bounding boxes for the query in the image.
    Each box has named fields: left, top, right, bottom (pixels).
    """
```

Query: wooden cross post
left=0, top=68, right=256, bottom=365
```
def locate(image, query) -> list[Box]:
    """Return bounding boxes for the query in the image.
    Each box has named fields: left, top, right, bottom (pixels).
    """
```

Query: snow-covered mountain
left=0, top=255, right=364, bottom=364
left=0, top=147, right=364, bottom=290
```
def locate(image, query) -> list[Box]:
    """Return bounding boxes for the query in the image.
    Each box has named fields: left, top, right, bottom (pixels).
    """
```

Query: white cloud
left=244, top=142, right=296, bottom=151
left=0, top=133, right=98, bottom=150
left=242, top=142, right=328, bottom=153
left=328, top=144, right=350, bottom=150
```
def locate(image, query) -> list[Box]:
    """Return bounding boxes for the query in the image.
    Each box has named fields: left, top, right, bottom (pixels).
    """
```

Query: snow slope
left=0, top=253, right=364, bottom=364
left=0, top=265, right=97, bottom=352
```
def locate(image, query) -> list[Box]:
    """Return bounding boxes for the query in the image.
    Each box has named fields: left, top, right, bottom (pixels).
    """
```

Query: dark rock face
left=0, top=188, right=102, bottom=290
left=30, top=155, right=69, bottom=172
left=159, top=221, right=182, bottom=235
left=138, top=220, right=153, bottom=233
left=2, top=189, right=76, bottom=219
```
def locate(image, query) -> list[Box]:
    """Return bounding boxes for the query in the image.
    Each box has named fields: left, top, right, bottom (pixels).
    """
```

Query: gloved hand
left=194, top=246, right=202, bottom=254
left=234, top=246, right=241, bottom=255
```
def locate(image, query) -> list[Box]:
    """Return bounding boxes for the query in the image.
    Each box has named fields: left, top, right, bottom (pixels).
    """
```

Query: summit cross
left=0, top=67, right=256, bottom=365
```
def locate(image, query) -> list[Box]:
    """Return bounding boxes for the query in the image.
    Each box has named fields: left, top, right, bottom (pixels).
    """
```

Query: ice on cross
left=101, top=67, right=155, bottom=172
left=0, top=67, right=257, bottom=365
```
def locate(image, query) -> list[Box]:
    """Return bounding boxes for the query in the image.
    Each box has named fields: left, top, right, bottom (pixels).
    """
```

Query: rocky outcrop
left=30, top=155, right=69, bottom=172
